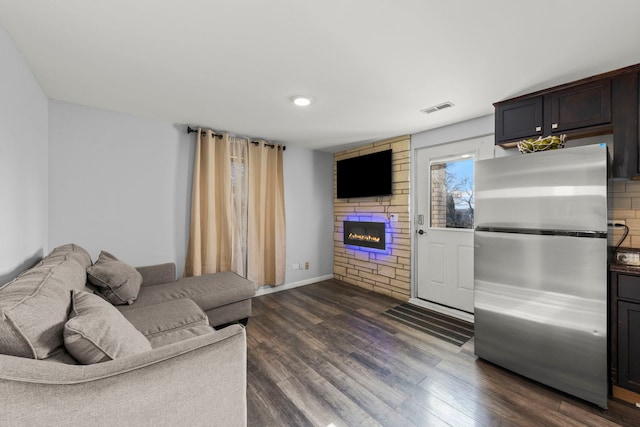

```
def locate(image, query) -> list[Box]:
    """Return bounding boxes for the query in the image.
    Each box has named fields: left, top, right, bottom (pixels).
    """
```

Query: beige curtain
left=247, top=141, right=286, bottom=286
left=185, top=129, right=285, bottom=286
left=229, top=136, right=248, bottom=276
left=184, top=129, right=234, bottom=276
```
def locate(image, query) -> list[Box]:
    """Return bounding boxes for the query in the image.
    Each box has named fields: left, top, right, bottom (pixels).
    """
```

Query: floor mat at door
left=381, top=303, right=473, bottom=346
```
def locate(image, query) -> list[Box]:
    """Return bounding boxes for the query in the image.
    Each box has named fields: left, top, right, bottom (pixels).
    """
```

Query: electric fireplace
left=343, top=221, right=385, bottom=249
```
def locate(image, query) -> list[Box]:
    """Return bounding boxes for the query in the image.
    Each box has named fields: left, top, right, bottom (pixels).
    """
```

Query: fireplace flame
left=348, top=232, right=381, bottom=243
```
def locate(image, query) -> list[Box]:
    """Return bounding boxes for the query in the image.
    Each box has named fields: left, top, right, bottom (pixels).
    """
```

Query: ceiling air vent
left=421, top=101, right=455, bottom=114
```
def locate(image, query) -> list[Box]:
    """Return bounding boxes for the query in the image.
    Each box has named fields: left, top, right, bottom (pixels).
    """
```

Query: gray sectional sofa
left=0, top=243, right=255, bottom=426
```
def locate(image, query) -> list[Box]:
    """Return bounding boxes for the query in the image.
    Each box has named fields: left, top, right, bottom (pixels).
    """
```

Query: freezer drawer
left=474, top=231, right=608, bottom=408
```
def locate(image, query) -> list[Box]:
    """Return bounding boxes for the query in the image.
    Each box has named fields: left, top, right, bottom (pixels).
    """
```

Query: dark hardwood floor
left=246, top=279, right=640, bottom=426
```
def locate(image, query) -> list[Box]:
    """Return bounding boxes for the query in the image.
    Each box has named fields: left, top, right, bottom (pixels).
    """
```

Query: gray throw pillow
left=87, top=251, right=142, bottom=305
left=63, top=290, right=151, bottom=364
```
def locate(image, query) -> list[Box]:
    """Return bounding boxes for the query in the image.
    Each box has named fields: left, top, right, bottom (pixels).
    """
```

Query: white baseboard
left=408, top=297, right=475, bottom=323
left=254, top=274, right=334, bottom=297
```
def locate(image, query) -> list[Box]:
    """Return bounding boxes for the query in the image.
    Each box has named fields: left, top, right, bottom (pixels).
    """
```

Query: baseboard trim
left=408, top=298, right=475, bottom=323
left=613, top=385, right=640, bottom=406
left=254, top=274, right=334, bottom=297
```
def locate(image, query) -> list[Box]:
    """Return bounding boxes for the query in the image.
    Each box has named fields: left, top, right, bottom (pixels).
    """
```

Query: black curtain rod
left=252, top=141, right=286, bottom=150
left=187, top=126, right=286, bottom=150
left=187, top=126, right=223, bottom=139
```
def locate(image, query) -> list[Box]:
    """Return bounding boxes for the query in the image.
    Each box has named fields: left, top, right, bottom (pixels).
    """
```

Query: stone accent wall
left=333, top=135, right=411, bottom=300
left=612, top=180, right=640, bottom=248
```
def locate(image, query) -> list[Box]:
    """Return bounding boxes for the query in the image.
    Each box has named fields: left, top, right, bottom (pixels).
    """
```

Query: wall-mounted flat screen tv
left=336, top=149, right=393, bottom=199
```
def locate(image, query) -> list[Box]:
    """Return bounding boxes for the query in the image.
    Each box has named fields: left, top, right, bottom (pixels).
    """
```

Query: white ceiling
left=1, top=1, right=640, bottom=151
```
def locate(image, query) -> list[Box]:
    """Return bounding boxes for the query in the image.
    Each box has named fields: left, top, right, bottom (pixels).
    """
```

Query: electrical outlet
left=615, top=220, right=626, bottom=226
left=389, top=213, right=398, bottom=222
left=304, top=262, right=309, bottom=270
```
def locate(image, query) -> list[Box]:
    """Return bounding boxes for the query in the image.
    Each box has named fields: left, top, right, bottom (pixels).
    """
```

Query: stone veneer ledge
left=333, top=135, right=411, bottom=301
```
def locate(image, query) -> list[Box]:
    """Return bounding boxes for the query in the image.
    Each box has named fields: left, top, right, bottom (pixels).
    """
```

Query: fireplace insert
left=343, top=221, right=385, bottom=249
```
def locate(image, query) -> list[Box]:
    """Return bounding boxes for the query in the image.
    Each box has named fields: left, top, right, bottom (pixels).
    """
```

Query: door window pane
left=430, top=157, right=474, bottom=229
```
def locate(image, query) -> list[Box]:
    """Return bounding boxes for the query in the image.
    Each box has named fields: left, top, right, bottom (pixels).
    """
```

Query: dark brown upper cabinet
left=546, top=79, right=611, bottom=133
left=494, top=79, right=612, bottom=144
left=612, top=71, right=639, bottom=178
left=495, top=97, right=543, bottom=143
left=494, top=63, right=640, bottom=179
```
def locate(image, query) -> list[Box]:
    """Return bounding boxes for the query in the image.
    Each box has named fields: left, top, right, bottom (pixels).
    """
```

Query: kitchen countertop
left=609, top=262, right=640, bottom=274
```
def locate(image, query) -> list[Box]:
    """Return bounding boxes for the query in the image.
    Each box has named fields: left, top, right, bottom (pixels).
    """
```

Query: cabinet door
left=611, top=72, right=639, bottom=178
left=610, top=272, right=619, bottom=387
left=548, top=79, right=612, bottom=133
left=618, top=300, right=640, bottom=393
left=495, top=96, right=543, bottom=143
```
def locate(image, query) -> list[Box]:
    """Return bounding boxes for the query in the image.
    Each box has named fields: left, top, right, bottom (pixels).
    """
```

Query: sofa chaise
left=0, top=243, right=255, bottom=426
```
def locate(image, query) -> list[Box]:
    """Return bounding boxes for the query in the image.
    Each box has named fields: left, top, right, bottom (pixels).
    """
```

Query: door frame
left=409, top=134, right=495, bottom=323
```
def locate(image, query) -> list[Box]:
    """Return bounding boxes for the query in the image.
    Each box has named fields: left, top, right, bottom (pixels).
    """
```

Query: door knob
left=417, top=229, right=425, bottom=235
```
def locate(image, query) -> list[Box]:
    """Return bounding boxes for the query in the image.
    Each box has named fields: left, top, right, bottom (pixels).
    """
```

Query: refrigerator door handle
left=475, top=226, right=606, bottom=238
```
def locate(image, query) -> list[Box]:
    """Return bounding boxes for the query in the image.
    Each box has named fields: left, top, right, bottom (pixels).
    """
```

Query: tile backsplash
left=611, top=180, right=640, bottom=248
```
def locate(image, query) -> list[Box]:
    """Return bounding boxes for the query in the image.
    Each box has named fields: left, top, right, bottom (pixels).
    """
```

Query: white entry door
left=415, top=136, right=493, bottom=313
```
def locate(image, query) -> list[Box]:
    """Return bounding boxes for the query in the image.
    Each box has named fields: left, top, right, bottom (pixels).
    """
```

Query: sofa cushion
left=43, top=349, right=82, bottom=365
left=64, top=290, right=151, bottom=364
left=136, top=263, right=176, bottom=287
left=118, top=272, right=255, bottom=313
left=147, top=324, right=215, bottom=349
left=119, top=298, right=209, bottom=338
left=44, top=243, right=93, bottom=270
left=0, top=245, right=92, bottom=359
left=205, top=299, right=252, bottom=328
left=87, top=251, right=142, bottom=305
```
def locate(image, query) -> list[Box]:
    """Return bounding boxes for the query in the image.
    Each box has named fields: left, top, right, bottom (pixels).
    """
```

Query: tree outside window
left=430, top=157, right=474, bottom=229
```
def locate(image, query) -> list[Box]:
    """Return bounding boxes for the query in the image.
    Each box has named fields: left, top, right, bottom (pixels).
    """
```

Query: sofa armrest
left=0, top=325, right=246, bottom=426
left=136, top=262, right=176, bottom=286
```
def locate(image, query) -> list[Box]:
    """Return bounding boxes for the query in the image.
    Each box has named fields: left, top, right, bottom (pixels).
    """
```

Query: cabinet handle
left=535, top=126, right=542, bottom=132
left=552, top=123, right=558, bottom=129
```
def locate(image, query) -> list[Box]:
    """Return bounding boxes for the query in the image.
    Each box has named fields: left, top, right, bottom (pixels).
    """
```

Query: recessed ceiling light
left=291, top=96, right=312, bottom=107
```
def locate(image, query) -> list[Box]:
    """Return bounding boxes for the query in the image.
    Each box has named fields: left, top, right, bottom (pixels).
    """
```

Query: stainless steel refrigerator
left=474, top=143, right=608, bottom=408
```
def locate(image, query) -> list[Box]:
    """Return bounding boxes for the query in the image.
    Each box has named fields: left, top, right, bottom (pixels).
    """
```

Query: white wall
left=282, top=144, right=334, bottom=286
left=411, top=114, right=494, bottom=150
left=0, top=24, right=48, bottom=284
left=48, top=101, right=194, bottom=276
left=48, top=101, right=335, bottom=283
